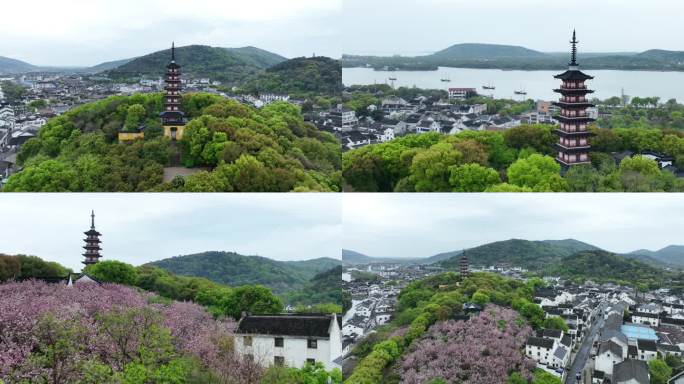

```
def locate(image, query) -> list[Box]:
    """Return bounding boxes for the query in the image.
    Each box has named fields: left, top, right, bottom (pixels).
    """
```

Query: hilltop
left=429, top=43, right=547, bottom=60
left=245, top=56, right=342, bottom=96
left=0, top=56, right=35, bottom=73
left=344, top=239, right=600, bottom=268
left=148, top=251, right=341, bottom=295
left=546, top=250, right=670, bottom=287
left=105, top=45, right=287, bottom=85
left=439, top=239, right=600, bottom=270
left=627, top=245, right=684, bottom=268
left=342, top=43, right=684, bottom=71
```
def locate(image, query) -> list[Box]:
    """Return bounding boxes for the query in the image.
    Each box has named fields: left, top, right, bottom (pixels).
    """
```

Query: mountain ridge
left=147, top=251, right=341, bottom=295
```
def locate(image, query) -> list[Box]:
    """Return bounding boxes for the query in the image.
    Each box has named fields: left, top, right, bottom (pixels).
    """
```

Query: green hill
left=627, top=245, right=684, bottom=268
left=547, top=250, right=669, bottom=287
left=342, top=44, right=684, bottom=71
left=439, top=239, right=600, bottom=270
left=105, top=45, right=287, bottom=85
left=282, top=265, right=342, bottom=306
left=0, top=56, right=35, bottom=73
left=148, top=251, right=340, bottom=295
left=247, top=56, right=342, bottom=96
left=429, top=43, right=546, bottom=60
left=86, top=57, right=136, bottom=73
left=5, top=92, right=341, bottom=192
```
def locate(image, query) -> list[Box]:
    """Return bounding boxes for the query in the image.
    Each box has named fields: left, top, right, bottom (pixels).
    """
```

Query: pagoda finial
left=570, top=30, right=579, bottom=66
left=171, top=42, right=176, bottom=62
left=91, top=210, right=95, bottom=229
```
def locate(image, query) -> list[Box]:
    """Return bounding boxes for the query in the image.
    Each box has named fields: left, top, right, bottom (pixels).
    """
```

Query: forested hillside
left=148, top=251, right=340, bottom=295
left=438, top=239, right=600, bottom=270
left=105, top=45, right=286, bottom=85
left=5, top=92, right=341, bottom=192
left=246, top=56, right=342, bottom=96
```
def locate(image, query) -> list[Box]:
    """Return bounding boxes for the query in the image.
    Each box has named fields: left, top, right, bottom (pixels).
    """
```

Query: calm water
left=343, top=67, right=684, bottom=102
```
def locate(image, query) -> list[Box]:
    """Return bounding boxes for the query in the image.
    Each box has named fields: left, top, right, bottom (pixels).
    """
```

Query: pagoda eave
left=552, top=102, right=595, bottom=109
left=553, top=88, right=595, bottom=94
left=555, top=144, right=591, bottom=154
left=554, top=129, right=594, bottom=138
left=556, top=158, right=592, bottom=167
left=555, top=116, right=595, bottom=123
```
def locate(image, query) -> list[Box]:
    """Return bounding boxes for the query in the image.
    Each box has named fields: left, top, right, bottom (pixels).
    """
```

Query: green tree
left=449, top=163, right=501, bottom=192
left=410, top=142, right=462, bottom=192
left=507, top=154, right=566, bottom=192
left=542, top=316, right=569, bottom=332
left=649, top=359, right=672, bottom=384
left=219, top=285, right=284, bottom=319
left=85, top=260, right=139, bottom=286
left=124, top=104, right=147, bottom=132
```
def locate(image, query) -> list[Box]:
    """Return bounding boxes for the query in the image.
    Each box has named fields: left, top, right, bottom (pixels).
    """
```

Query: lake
left=343, top=67, right=684, bottom=102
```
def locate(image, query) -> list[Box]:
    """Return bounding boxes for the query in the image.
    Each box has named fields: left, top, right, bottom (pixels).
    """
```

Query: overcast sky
left=343, top=0, right=684, bottom=55
left=0, top=0, right=341, bottom=67
left=344, top=194, right=684, bottom=259
left=0, top=194, right=342, bottom=271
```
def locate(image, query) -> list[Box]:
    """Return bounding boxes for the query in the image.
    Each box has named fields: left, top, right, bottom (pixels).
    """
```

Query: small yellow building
left=118, top=132, right=145, bottom=142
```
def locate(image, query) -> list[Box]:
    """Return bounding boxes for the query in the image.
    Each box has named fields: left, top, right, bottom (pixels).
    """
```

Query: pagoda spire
left=91, top=210, right=95, bottom=229
left=570, top=30, right=578, bottom=66
left=171, top=41, right=175, bottom=62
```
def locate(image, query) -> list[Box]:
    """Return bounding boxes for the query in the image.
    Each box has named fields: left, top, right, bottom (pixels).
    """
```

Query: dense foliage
left=105, top=45, right=285, bottom=85
left=246, top=57, right=342, bottom=97
left=546, top=250, right=681, bottom=290
left=0, top=81, right=27, bottom=103
left=5, top=93, right=341, bottom=192
left=345, top=273, right=550, bottom=383
left=261, top=362, right=342, bottom=384
left=438, top=239, right=598, bottom=270
left=342, top=123, right=684, bottom=192
left=149, top=252, right=341, bottom=300
left=0, top=254, right=71, bottom=281
left=281, top=266, right=343, bottom=308
left=400, top=306, right=534, bottom=383
left=0, top=280, right=262, bottom=383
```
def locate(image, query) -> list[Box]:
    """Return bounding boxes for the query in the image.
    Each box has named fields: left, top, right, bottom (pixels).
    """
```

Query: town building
left=235, top=313, right=342, bottom=370
left=448, top=88, right=477, bottom=100
left=553, top=31, right=595, bottom=168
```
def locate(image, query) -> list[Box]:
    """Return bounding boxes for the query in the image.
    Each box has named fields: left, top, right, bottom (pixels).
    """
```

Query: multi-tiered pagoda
left=460, top=251, right=469, bottom=278
left=82, top=210, right=102, bottom=265
left=160, top=42, right=186, bottom=141
left=553, top=31, right=595, bottom=167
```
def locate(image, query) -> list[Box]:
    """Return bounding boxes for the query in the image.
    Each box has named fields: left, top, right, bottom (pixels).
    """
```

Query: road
left=565, top=303, right=606, bottom=384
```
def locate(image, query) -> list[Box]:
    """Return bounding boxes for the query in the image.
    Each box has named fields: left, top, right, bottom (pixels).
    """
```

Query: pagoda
left=160, top=42, right=186, bottom=141
left=82, top=210, right=102, bottom=265
left=460, top=251, right=469, bottom=278
left=553, top=30, right=595, bottom=167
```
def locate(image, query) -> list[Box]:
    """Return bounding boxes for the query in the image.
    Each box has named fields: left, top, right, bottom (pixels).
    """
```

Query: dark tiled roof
left=527, top=336, right=554, bottom=349
left=599, top=341, right=623, bottom=357
left=554, top=70, right=594, bottom=81
left=540, top=329, right=563, bottom=339
left=613, top=359, right=649, bottom=384
left=236, top=314, right=338, bottom=338
left=637, top=339, right=657, bottom=352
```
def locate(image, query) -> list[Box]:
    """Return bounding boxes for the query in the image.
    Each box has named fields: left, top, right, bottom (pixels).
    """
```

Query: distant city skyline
left=342, top=0, right=684, bottom=56
left=0, top=194, right=342, bottom=271
left=0, top=0, right=341, bottom=66
left=343, top=194, right=684, bottom=259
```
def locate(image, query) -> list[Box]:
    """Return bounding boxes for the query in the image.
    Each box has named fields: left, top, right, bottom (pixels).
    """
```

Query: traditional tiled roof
left=236, top=314, right=338, bottom=338
left=527, top=336, right=554, bottom=349
left=613, top=359, right=649, bottom=384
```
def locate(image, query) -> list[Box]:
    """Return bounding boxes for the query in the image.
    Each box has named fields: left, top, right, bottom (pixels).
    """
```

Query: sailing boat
left=514, top=87, right=527, bottom=96
left=441, top=74, right=451, bottom=82
left=482, top=82, right=495, bottom=90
